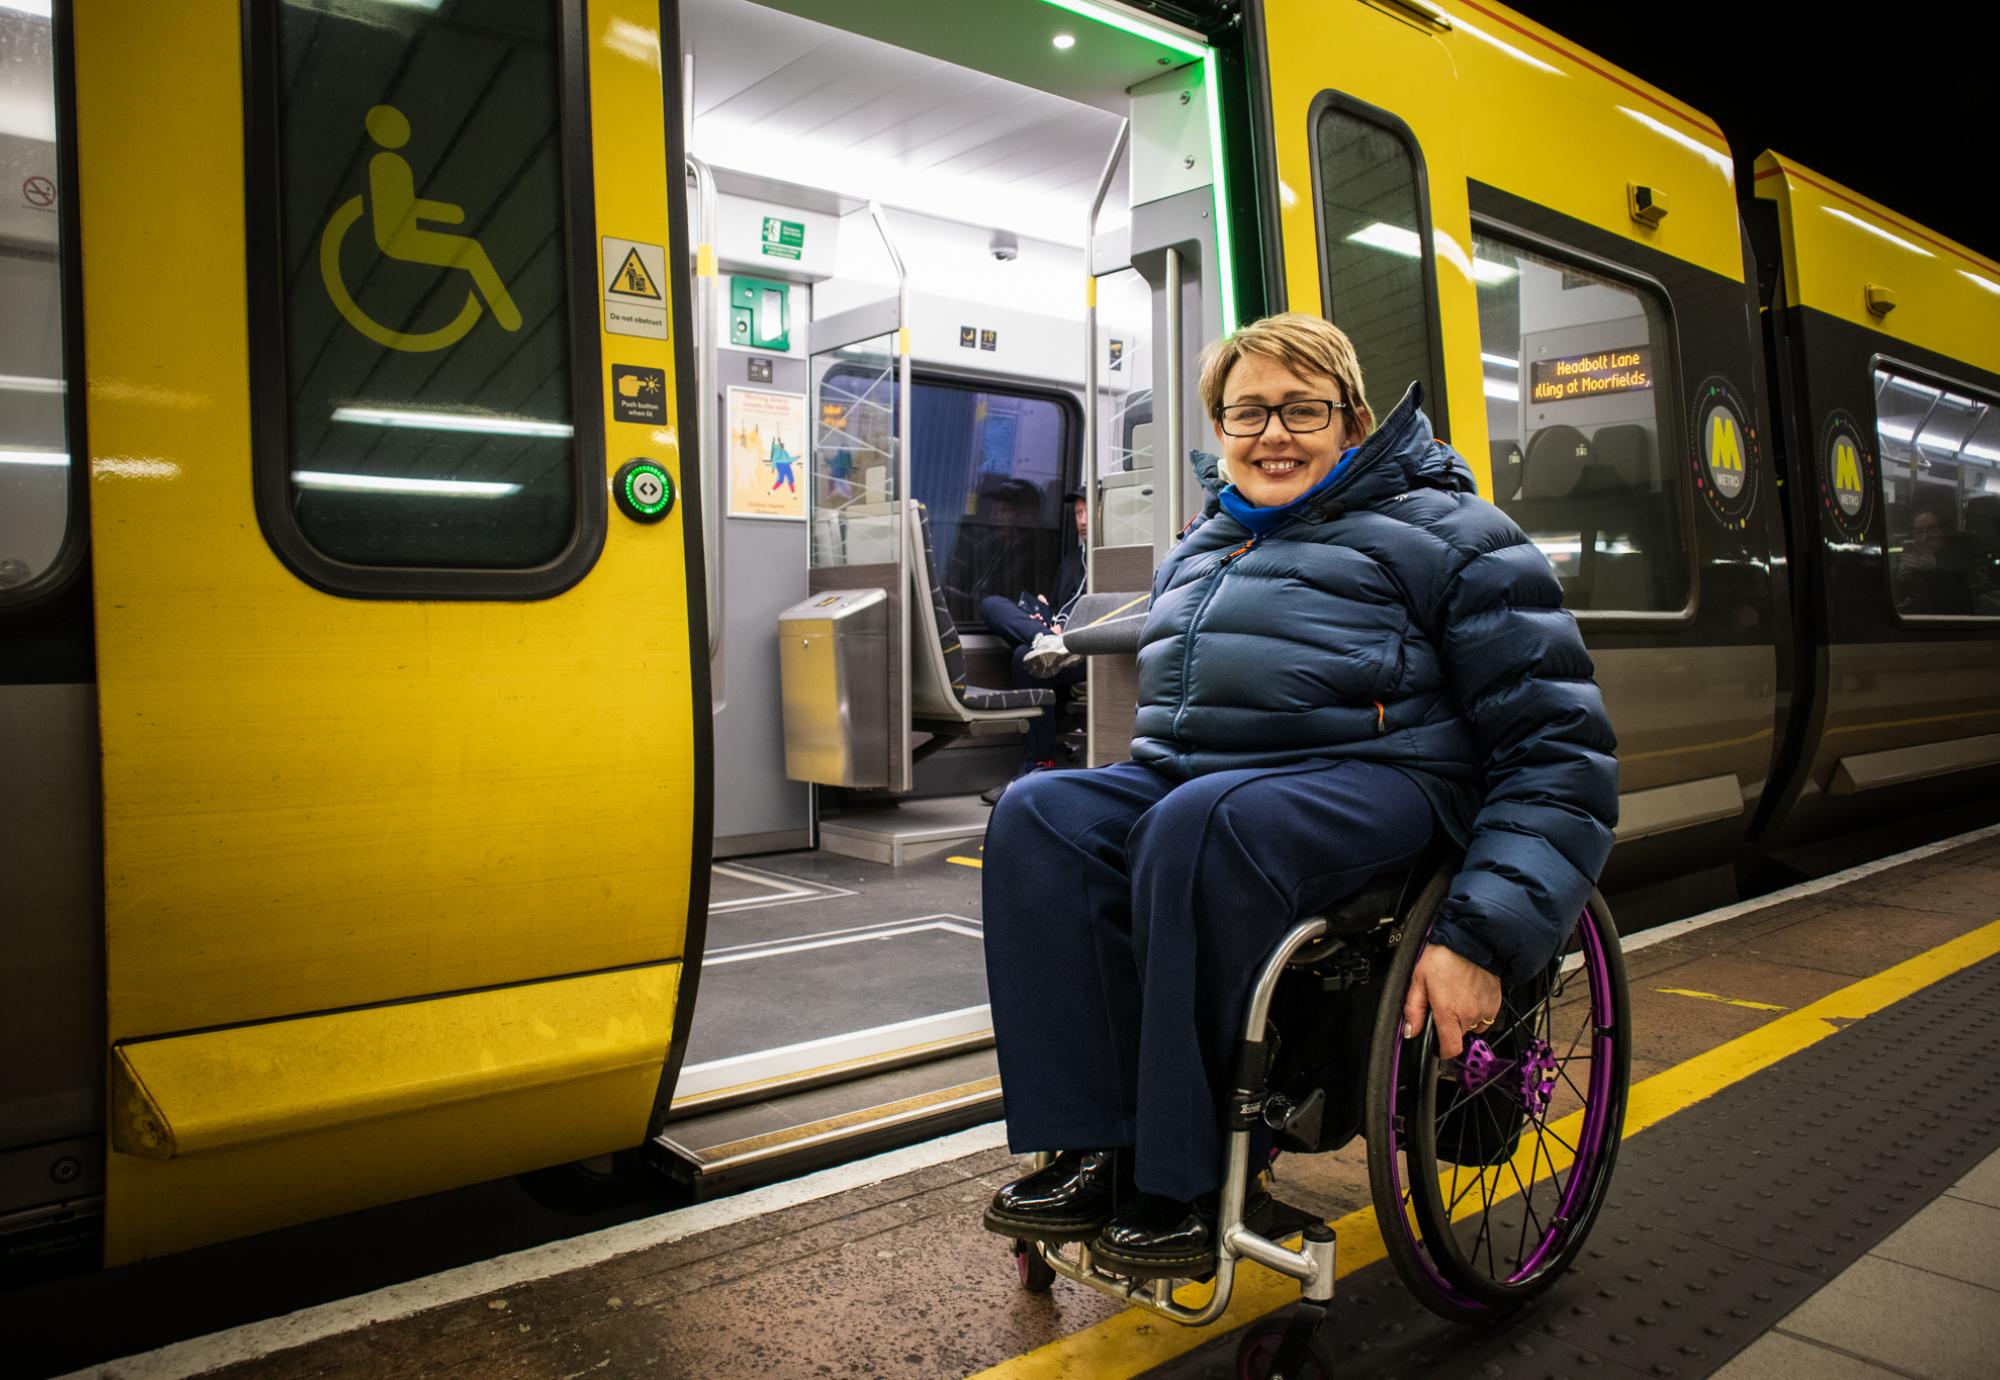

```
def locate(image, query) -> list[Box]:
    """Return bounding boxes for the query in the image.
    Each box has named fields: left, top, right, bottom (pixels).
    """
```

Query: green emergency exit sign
left=761, top=217, right=805, bottom=260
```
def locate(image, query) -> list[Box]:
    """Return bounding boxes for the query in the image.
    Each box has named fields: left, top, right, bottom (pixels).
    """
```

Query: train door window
left=1471, top=229, right=1690, bottom=615
left=0, top=2, right=78, bottom=604
left=1311, top=96, right=1445, bottom=432
left=247, top=0, right=602, bottom=596
left=1875, top=365, right=2000, bottom=618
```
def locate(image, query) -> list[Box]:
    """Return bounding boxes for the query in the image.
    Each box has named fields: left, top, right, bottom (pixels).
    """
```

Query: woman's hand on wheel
left=1403, top=944, right=1502, bottom=1061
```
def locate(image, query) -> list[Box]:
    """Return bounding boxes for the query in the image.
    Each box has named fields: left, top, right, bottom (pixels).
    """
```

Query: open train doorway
left=657, top=0, right=1234, bottom=1190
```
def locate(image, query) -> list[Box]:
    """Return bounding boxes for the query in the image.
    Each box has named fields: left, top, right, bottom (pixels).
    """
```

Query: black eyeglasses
left=1217, top=399, right=1347, bottom=437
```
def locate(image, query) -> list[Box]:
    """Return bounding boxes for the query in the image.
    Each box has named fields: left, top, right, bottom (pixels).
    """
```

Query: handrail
left=1083, top=120, right=1130, bottom=593
left=866, top=200, right=914, bottom=792
left=686, top=146, right=721, bottom=665
left=1163, top=245, right=1184, bottom=557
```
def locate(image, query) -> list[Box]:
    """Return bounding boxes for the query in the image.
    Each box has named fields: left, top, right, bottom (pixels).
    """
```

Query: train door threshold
left=659, top=853, right=999, bottom=1196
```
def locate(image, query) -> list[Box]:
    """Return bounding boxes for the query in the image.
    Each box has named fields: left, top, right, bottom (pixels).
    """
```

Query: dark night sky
left=1505, top=3, right=1996, bottom=259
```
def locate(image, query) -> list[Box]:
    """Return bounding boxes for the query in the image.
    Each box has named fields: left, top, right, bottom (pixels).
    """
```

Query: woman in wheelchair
left=980, top=313, right=1618, bottom=1282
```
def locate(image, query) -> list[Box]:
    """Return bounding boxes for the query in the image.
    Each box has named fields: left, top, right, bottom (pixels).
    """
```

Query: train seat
left=908, top=502, right=1051, bottom=738
left=1586, top=424, right=1662, bottom=609
left=1520, top=424, right=1591, bottom=504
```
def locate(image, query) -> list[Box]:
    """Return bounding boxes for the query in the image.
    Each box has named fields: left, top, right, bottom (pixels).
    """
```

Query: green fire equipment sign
left=761, top=216, right=805, bottom=260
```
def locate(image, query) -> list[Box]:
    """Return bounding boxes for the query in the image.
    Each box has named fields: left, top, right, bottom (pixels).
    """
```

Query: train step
left=651, top=1047, right=1002, bottom=1197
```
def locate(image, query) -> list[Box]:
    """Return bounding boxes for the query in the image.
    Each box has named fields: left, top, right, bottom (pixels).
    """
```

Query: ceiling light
left=293, top=470, right=523, bottom=498
left=1052, top=33, right=1076, bottom=50
left=0, top=2, right=54, bottom=19
left=0, top=449, right=66, bottom=467
left=331, top=405, right=574, bottom=438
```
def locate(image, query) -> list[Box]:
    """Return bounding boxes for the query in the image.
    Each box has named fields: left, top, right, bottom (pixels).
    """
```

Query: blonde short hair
left=1197, top=312, right=1375, bottom=442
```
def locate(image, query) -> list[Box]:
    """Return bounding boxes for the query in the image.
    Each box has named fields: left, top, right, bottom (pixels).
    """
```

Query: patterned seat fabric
left=961, top=685, right=1053, bottom=711
left=913, top=503, right=1054, bottom=711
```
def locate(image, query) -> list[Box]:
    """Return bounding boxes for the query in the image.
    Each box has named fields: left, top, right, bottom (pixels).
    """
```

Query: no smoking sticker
left=21, top=175, right=56, bottom=210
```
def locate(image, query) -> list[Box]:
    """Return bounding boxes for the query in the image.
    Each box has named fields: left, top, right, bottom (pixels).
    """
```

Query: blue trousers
left=978, top=593, right=1084, bottom=761
left=982, top=758, right=1435, bottom=1200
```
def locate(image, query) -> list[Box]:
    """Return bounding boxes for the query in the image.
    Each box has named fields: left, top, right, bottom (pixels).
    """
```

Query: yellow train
left=1, top=0, right=1994, bottom=1269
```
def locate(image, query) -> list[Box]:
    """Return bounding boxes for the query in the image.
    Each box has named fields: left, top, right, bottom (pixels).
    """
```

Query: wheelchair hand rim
left=1390, top=904, right=1623, bottom=1302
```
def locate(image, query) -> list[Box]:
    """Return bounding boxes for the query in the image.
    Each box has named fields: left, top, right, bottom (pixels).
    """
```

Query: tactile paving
left=1142, top=948, right=2000, bottom=1380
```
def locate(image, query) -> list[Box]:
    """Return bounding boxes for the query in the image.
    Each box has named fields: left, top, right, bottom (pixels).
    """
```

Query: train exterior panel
left=69, top=0, right=709, bottom=1261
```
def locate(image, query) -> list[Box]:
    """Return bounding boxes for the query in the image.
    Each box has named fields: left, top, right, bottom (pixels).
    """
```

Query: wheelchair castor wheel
left=1012, top=1239, right=1056, bottom=1294
left=1234, top=1314, right=1337, bottom=1379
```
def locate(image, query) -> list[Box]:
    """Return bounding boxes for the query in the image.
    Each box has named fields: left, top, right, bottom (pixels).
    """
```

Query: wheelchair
left=1003, top=849, right=1631, bottom=1379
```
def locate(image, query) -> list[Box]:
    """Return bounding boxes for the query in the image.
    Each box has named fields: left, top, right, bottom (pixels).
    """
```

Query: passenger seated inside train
left=977, top=487, right=1089, bottom=805
left=978, top=313, right=1619, bottom=1276
left=1894, top=493, right=1992, bottom=616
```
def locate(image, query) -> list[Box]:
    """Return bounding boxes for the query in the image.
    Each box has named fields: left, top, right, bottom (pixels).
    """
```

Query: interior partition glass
left=267, top=0, right=577, bottom=570
left=1471, top=230, right=1688, bottom=614
left=810, top=340, right=900, bottom=571
left=1875, top=366, right=2000, bottom=617
left=0, top=3, right=70, bottom=598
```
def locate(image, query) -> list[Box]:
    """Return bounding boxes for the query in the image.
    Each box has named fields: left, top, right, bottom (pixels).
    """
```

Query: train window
left=1471, top=230, right=1689, bottom=614
left=1875, top=366, right=2000, bottom=618
left=1311, top=96, right=1445, bottom=433
left=247, top=0, right=602, bottom=596
left=0, top=2, right=77, bottom=604
left=817, top=368, right=1076, bottom=629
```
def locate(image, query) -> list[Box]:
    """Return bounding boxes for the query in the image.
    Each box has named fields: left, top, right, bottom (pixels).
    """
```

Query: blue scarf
left=1217, top=448, right=1359, bottom=538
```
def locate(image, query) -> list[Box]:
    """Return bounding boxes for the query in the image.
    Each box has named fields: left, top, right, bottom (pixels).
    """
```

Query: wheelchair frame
left=1021, top=911, right=1349, bottom=1323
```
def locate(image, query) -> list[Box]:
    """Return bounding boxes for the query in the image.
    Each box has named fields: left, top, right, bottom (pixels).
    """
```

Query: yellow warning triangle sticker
left=609, top=247, right=661, bottom=300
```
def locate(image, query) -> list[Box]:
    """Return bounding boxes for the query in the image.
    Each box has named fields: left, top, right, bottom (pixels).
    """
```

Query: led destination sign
left=1530, top=347, right=1654, bottom=403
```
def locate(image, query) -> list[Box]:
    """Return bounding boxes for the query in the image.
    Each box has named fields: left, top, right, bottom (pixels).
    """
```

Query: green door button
left=614, top=459, right=674, bottom=523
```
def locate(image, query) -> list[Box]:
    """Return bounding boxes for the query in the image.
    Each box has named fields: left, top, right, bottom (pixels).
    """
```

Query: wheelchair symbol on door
left=319, top=106, right=522, bottom=353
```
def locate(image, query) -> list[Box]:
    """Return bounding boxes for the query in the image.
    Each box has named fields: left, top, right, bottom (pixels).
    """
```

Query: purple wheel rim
left=1384, top=904, right=1620, bottom=1302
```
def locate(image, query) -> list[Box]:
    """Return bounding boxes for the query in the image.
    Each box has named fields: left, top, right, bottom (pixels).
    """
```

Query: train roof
left=1754, top=151, right=2000, bottom=378
left=1438, top=0, right=1741, bottom=282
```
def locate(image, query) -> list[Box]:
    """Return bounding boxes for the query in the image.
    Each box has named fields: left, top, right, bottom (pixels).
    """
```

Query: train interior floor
left=680, top=851, right=985, bottom=1074
left=39, top=827, right=2000, bottom=1380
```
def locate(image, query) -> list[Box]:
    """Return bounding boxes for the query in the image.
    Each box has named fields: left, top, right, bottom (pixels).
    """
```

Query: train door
left=0, top=0, right=101, bottom=1269
left=71, top=0, right=707, bottom=1262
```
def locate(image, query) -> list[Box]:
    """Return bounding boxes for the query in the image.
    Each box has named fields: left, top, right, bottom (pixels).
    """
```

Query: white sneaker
left=1024, top=632, right=1081, bottom=679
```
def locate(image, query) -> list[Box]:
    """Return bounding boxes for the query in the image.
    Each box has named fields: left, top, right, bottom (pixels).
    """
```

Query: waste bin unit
left=777, top=587, right=890, bottom=787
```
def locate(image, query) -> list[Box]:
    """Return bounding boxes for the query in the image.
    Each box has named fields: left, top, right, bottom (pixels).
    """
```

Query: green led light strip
left=1036, top=0, right=1240, bottom=333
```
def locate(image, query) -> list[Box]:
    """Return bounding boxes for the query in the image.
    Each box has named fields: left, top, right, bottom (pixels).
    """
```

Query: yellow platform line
left=1655, top=986, right=1790, bottom=1012
left=969, top=916, right=2000, bottom=1380
left=948, top=856, right=985, bottom=870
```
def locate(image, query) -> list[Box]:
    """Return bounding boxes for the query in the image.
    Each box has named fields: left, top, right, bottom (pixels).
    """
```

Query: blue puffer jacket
left=1133, top=385, right=1618, bottom=982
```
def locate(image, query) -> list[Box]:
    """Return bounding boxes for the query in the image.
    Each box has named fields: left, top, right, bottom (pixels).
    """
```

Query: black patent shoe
left=1089, top=1191, right=1215, bottom=1277
left=1089, top=1188, right=1274, bottom=1279
left=982, top=1149, right=1128, bottom=1242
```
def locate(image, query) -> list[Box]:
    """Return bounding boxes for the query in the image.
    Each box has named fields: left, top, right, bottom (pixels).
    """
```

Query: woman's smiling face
left=1218, top=353, right=1353, bottom=508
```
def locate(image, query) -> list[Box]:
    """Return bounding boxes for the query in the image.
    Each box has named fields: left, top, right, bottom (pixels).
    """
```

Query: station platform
left=52, top=828, right=2000, bottom=1380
